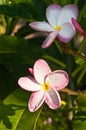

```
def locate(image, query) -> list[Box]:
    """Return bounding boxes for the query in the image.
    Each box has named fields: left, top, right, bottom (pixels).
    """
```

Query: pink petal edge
left=58, top=4, right=78, bottom=26
left=28, top=68, right=34, bottom=75
left=58, top=23, right=75, bottom=43
left=45, top=87, right=61, bottom=109
left=42, top=31, right=58, bottom=48
left=18, top=76, right=41, bottom=91
left=28, top=90, right=45, bottom=112
left=34, top=59, right=51, bottom=84
left=72, top=18, right=84, bottom=33
left=45, top=70, right=69, bottom=90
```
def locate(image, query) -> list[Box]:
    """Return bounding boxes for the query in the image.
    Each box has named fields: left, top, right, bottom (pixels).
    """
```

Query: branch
left=60, top=88, right=86, bottom=96
left=59, top=42, right=86, bottom=61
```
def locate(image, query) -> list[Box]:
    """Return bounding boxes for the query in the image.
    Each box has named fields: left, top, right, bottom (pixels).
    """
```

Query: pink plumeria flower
left=29, top=4, right=78, bottom=48
left=18, top=59, right=69, bottom=112
left=72, top=18, right=86, bottom=38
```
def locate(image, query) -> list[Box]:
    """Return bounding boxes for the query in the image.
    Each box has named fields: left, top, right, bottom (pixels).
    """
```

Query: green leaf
left=2, top=0, right=32, bottom=5
left=76, top=92, right=86, bottom=107
left=73, top=92, right=86, bottom=130
left=76, top=57, right=85, bottom=65
left=73, top=106, right=86, bottom=130
left=0, top=64, right=16, bottom=99
left=0, top=0, right=5, bottom=5
left=0, top=0, right=47, bottom=21
left=43, top=54, right=66, bottom=68
left=0, top=88, right=42, bottom=130
left=0, top=3, right=39, bottom=20
left=73, top=119, right=86, bottom=130
left=0, top=35, right=63, bottom=66
left=6, top=0, right=31, bottom=4
left=0, top=35, right=44, bottom=64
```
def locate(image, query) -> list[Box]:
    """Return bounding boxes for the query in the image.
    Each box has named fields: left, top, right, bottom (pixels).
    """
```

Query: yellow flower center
left=54, top=26, right=62, bottom=31
left=42, top=82, right=50, bottom=91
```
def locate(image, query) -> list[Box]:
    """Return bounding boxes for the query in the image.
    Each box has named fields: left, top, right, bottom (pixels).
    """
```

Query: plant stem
left=72, top=62, right=86, bottom=78
left=77, top=38, right=86, bottom=54
left=77, top=66, right=86, bottom=85
left=60, top=88, right=86, bottom=96
left=59, top=42, right=86, bottom=61
left=65, top=54, right=75, bottom=130
left=67, top=95, right=73, bottom=130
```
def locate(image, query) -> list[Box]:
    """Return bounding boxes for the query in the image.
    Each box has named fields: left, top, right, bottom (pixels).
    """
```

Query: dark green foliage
left=0, top=0, right=86, bottom=130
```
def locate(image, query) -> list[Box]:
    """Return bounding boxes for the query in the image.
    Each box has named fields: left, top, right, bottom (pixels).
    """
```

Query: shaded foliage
left=0, top=0, right=86, bottom=130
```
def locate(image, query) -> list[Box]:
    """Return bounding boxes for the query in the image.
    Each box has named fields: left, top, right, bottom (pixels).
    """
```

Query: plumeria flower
left=72, top=18, right=86, bottom=38
left=18, top=59, right=69, bottom=112
left=29, top=4, right=78, bottom=48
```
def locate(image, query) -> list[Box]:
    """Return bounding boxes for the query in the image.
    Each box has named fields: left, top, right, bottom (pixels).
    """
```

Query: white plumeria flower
left=29, top=4, right=78, bottom=48
left=18, top=59, right=69, bottom=112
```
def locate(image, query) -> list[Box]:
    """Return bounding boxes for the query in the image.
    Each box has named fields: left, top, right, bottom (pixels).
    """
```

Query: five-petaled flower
left=29, top=4, right=78, bottom=48
left=18, top=59, right=69, bottom=112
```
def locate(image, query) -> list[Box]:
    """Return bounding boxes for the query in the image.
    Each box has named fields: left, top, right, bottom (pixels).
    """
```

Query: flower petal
left=45, top=87, right=61, bottom=109
left=34, top=59, right=51, bottom=84
left=72, top=18, right=84, bottom=33
left=18, top=76, right=41, bottom=91
left=58, top=4, right=78, bottom=25
left=28, top=68, right=34, bottom=75
left=46, top=4, right=62, bottom=27
left=28, top=90, right=45, bottom=112
left=42, top=31, right=58, bottom=48
left=29, top=22, right=54, bottom=32
left=45, top=70, right=69, bottom=90
left=72, top=18, right=86, bottom=38
left=58, top=23, right=75, bottom=43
